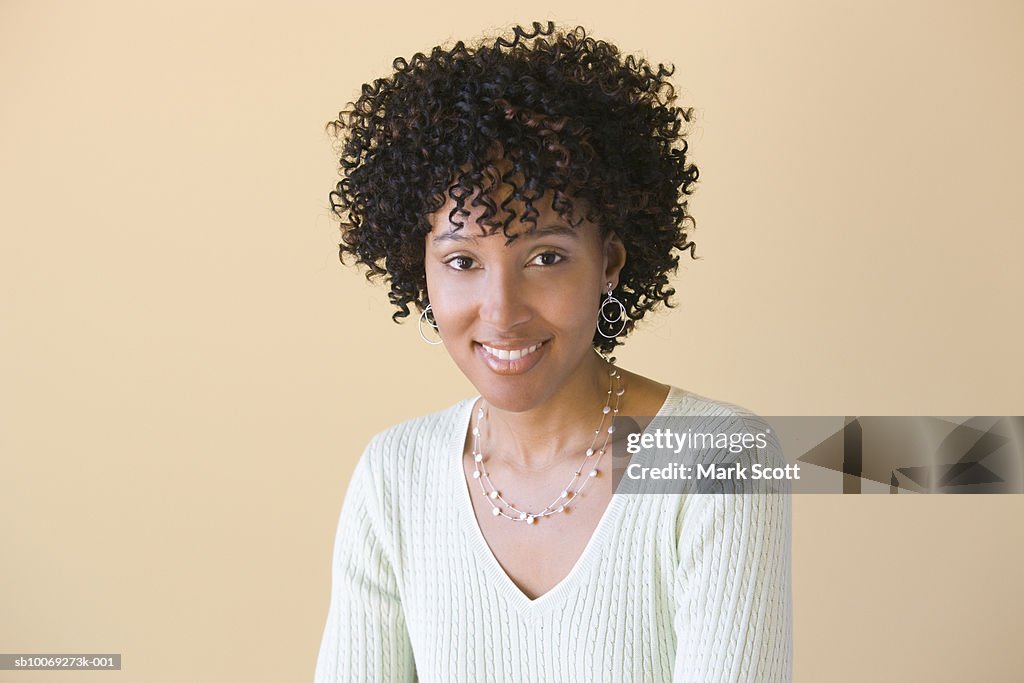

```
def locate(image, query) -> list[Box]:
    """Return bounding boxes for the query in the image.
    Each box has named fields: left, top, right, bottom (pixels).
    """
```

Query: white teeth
left=482, top=342, right=543, bottom=361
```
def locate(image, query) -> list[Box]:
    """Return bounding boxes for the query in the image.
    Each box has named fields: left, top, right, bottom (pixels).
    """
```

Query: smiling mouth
left=479, top=341, right=545, bottom=361
left=474, top=339, right=549, bottom=375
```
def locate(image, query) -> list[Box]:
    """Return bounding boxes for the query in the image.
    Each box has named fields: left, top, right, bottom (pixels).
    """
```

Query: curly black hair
left=326, top=21, right=700, bottom=353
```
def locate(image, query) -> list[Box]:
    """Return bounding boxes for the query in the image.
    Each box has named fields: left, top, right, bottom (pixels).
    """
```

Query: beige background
left=2, top=0, right=1022, bottom=681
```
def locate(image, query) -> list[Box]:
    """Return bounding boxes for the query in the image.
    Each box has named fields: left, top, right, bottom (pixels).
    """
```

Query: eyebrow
left=431, top=224, right=579, bottom=244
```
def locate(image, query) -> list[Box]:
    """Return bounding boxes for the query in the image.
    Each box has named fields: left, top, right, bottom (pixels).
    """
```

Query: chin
left=482, top=390, right=542, bottom=414
left=470, top=375, right=551, bottom=413
left=451, top=336, right=590, bottom=411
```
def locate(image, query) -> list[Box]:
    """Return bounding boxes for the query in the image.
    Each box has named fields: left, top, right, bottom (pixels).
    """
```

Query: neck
left=480, top=349, right=621, bottom=472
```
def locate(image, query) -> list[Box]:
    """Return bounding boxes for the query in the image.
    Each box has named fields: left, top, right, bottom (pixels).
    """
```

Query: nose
left=477, top=266, right=532, bottom=331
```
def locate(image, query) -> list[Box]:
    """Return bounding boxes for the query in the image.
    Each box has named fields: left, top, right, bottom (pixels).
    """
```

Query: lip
left=474, top=339, right=549, bottom=376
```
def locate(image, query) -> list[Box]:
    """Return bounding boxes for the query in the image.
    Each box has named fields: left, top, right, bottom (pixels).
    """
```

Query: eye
left=444, top=255, right=478, bottom=271
left=531, top=251, right=565, bottom=267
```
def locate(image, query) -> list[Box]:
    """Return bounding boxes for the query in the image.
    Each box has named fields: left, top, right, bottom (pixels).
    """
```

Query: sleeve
left=672, top=422, right=793, bottom=682
left=314, top=448, right=416, bottom=682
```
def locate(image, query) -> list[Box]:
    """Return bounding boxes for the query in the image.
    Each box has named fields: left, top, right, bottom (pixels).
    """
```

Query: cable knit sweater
left=314, top=386, right=793, bottom=682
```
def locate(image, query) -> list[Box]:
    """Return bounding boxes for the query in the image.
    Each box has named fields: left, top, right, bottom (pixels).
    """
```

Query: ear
left=602, top=231, right=627, bottom=289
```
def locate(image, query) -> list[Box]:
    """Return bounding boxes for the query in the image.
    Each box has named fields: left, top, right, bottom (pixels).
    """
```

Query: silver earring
left=597, top=282, right=627, bottom=339
left=418, top=304, right=443, bottom=345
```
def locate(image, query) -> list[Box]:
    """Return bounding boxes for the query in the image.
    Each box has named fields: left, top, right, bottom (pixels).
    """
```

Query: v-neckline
left=449, top=385, right=683, bottom=615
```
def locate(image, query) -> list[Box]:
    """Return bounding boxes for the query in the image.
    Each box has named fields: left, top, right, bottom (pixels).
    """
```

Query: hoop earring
left=597, top=282, right=627, bottom=339
left=418, top=304, right=443, bottom=345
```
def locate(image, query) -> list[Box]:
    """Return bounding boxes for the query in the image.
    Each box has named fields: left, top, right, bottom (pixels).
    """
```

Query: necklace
left=469, top=360, right=625, bottom=525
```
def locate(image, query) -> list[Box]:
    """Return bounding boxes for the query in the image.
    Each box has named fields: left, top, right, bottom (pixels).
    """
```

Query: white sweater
left=314, top=386, right=792, bottom=682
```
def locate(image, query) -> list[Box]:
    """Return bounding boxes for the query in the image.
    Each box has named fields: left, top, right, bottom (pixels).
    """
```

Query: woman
left=315, top=22, right=792, bottom=682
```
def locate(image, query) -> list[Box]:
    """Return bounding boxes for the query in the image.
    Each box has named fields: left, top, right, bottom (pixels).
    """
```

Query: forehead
left=430, top=222, right=583, bottom=248
left=427, top=185, right=593, bottom=245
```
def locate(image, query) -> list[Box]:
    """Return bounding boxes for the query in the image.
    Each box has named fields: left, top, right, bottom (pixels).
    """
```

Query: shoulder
left=664, top=387, right=772, bottom=427
left=355, top=395, right=476, bottom=487
left=620, top=370, right=773, bottom=434
left=342, top=397, right=476, bottom=552
left=664, top=391, right=791, bottom=551
left=660, top=387, right=785, bottom=469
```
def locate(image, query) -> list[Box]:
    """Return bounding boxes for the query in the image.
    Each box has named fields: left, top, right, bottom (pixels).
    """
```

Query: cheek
left=423, top=277, right=474, bottom=329
left=550, top=290, right=600, bottom=336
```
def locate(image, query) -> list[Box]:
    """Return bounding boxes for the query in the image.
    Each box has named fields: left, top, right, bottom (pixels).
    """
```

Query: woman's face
left=424, top=189, right=626, bottom=412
